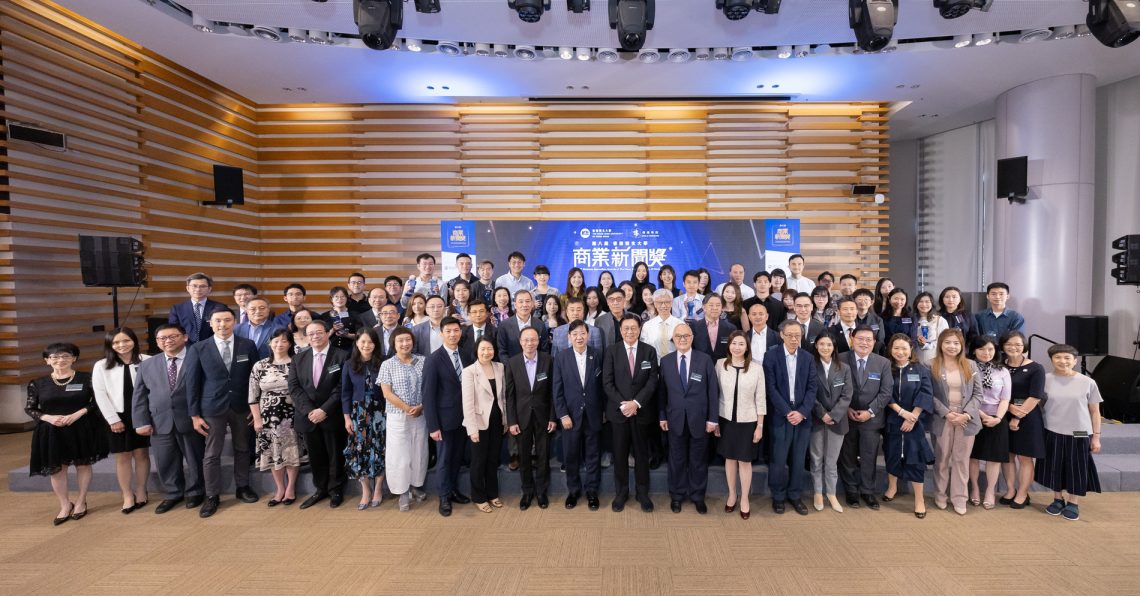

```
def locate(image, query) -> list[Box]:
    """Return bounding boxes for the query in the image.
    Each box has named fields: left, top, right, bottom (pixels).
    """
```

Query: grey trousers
left=151, top=430, right=206, bottom=500
left=202, top=409, right=252, bottom=497
left=810, top=428, right=844, bottom=496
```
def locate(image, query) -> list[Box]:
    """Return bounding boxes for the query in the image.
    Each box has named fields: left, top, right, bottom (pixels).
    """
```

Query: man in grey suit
left=838, top=326, right=894, bottom=510
left=496, top=290, right=549, bottom=362
left=234, top=296, right=278, bottom=359
left=592, top=288, right=628, bottom=347
left=413, top=295, right=448, bottom=356
left=132, top=323, right=205, bottom=514
left=184, top=307, right=262, bottom=518
left=550, top=297, right=604, bottom=357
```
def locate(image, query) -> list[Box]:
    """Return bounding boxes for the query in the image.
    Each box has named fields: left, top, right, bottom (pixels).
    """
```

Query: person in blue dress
left=882, top=333, right=936, bottom=518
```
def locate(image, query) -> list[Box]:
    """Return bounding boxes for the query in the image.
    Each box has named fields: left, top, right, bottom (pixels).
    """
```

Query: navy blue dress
left=884, top=364, right=935, bottom=483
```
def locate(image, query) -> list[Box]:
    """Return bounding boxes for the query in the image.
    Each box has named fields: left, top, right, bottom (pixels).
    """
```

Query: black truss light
left=609, top=0, right=655, bottom=52
left=355, top=0, right=403, bottom=50
left=849, top=0, right=897, bottom=52
left=509, top=0, right=553, bottom=23
left=1087, top=0, right=1140, bottom=47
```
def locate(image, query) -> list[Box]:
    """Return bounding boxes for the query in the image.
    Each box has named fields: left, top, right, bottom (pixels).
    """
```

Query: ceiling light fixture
left=1017, top=28, right=1053, bottom=43
left=437, top=41, right=464, bottom=55
left=1051, top=25, right=1076, bottom=39
left=576, top=47, right=592, bottom=60
left=973, top=31, right=996, bottom=46
left=694, top=47, right=711, bottom=60
left=559, top=46, right=574, bottom=59
left=638, top=48, right=661, bottom=62
left=308, top=30, right=334, bottom=45
left=405, top=38, right=422, bottom=51
left=414, top=0, right=441, bottom=12
left=668, top=48, right=692, bottom=62
left=355, top=0, right=403, bottom=50
left=794, top=44, right=811, bottom=57
left=712, top=47, right=730, bottom=60
left=953, top=34, right=972, bottom=47
left=849, top=0, right=898, bottom=52
left=288, top=27, right=309, bottom=43
left=730, top=46, right=754, bottom=60
left=597, top=47, right=621, bottom=62
left=192, top=13, right=217, bottom=33
left=474, top=42, right=492, bottom=56
left=509, top=0, right=552, bottom=23
left=776, top=45, right=792, bottom=58
left=932, top=0, right=992, bottom=19
left=1087, top=0, right=1140, bottom=47
left=569, top=0, right=591, bottom=12
left=250, top=25, right=288, bottom=42
left=717, top=0, right=757, bottom=20
left=494, top=44, right=509, bottom=57
left=610, top=0, right=655, bottom=52
left=513, top=44, right=539, bottom=60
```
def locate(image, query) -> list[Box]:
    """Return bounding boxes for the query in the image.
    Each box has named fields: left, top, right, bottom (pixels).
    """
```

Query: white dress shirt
left=750, top=328, right=770, bottom=363
left=784, top=347, right=798, bottom=404
left=786, top=275, right=816, bottom=294
left=573, top=348, right=588, bottom=387
left=640, top=315, right=682, bottom=361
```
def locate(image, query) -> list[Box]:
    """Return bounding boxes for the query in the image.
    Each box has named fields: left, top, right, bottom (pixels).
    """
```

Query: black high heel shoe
left=54, top=503, right=74, bottom=526
left=914, top=510, right=926, bottom=519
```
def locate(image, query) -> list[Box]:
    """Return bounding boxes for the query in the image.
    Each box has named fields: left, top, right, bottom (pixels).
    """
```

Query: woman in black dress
left=91, top=327, right=151, bottom=514
left=998, top=331, right=1046, bottom=508
left=882, top=334, right=936, bottom=518
left=26, top=342, right=109, bottom=525
left=714, top=331, right=766, bottom=519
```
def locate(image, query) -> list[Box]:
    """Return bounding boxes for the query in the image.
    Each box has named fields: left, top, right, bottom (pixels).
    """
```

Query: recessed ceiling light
left=730, top=46, right=754, bottom=61
left=776, top=45, right=792, bottom=59
left=576, top=47, right=592, bottom=61
left=514, top=45, right=539, bottom=60
left=437, top=41, right=463, bottom=55
left=308, top=30, right=333, bottom=45
left=638, top=48, right=661, bottom=63
left=288, top=28, right=308, bottom=43
left=712, top=47, right=729, bottom=60
left=192, top=13, right=218, bottom=34
left=1052, top=25, right=1076, bottom=40
left=559, top=46, right=573, bottom=60
left=597, top=48, right=621, bottom=63
left=794, top=45, right=811, bottom=58
left=250, top=25, right=288, bottom=43
left=474, top=42, right=491, bottom=56
left=1017, top=28, right=1053, bottom=43
left=694, top=47, right=711, bottom=60
left=953, top=34, right=972, bottom=48
left=405, top=38, right=422, bottom=52
left=756, top=84, right=765, bottom=89
left=494, top=44, right=509, bottom=57
left=667, top=48, right=691, bottom=63
left=973, top=32, right=996, bottom=46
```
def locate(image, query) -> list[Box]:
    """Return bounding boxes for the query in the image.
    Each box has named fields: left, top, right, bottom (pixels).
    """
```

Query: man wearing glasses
left=658, top=324, right=720, bottom=514
left=838, top=326, right=894, bottom=510
left=169, top=272, right=225, bottom=344
left=288, top=320, right=350, bottom=509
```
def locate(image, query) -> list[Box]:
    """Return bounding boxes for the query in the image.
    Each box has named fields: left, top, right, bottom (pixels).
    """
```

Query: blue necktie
left=191, top=302, right=202, bottom=339
left=452, top=350, right=462, bottom=378
left=679, top=354, right=688, bottom=392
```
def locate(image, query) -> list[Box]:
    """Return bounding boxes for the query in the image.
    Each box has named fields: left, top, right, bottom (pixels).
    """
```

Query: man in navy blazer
left=552, top=320, right=605, bottom=511
left=234, top=296, right=279, bottom=359
left=762, top=319, right=818, bottom=516
left=412, top=295, right=448, bottom=356
left=168, top=272, right=226, bottom=344
left=183, top=307, right=261, bottom=518
left=658, top=324, right=720, bottom=514
left=421, top=317, right=473, bottom=516
left=549, top=297, right=604, bottom=357
left=691, top=294, right=737, bottom=361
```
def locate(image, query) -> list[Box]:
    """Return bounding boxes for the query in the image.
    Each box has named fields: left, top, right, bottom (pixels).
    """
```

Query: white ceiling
left=51, top=0, right=1140, bottom=139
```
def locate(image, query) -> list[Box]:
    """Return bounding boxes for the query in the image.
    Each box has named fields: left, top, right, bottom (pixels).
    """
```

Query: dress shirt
left=495, top=273, right=535, bottom=298
left=784, top=347, right=798, bottom=404
left=785, top=275, right=816, bottom=294
left=213, top=335, right=233, bottom=362
left=574, top=348, right=588, bottom=387
left=671, top=293, right=705, bottom=321
left=166, top=348, right=187, bottom=377
left=471, top=325, right=488, bottom=344
left=246, top=321, right=269, bottom=346
left=750, top=328, right=770, bottom=362
left=524, top=353, right=538, bottom=389
left=517, top=316, right=532, bottom=332
left=975, top=308, right=1026, bottom=338
left=624, top=342, right=642, bottom=407
left=379, top=326, right=396, bottom=355
left=640, top=316, right=681, bottom=361
left=676, top=349, right=693, bottom=377
left=428, top=322, right=443, bottom=353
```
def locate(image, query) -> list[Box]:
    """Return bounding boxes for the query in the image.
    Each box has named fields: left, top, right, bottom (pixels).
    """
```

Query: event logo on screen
left=443, top=221, right=475, bottom=252
left=765, top=219, right=800, bottom=251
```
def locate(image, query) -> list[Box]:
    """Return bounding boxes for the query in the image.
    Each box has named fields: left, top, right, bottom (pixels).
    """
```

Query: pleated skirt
left=1034, top=429, right=1101, bottom=497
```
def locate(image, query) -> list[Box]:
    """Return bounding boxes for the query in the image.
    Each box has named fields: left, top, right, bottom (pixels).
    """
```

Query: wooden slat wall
left=0, top=0, right=889, bottom=386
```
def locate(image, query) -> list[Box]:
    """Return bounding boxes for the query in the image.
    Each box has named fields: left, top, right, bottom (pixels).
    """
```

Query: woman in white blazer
left=714, top=331, right=766, bottom=520
left=461, top=337, right=508, bottom=512
left=91, top=327, right=151, bottom=514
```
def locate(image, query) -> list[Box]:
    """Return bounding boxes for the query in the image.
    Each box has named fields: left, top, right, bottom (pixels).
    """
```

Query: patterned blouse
left=377, top=354, right=426, bottom=415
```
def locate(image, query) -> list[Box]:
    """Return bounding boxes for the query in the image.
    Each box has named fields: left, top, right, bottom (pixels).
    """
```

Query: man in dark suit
left=422, top=316, right=473, bottom=516
left=658, top=324, right=720, bottom=514
left=459, top=301, right=497, bottom=363
left=505, top=326, right=556, bottom=510
left=272, top=283, right=309, bottom=329
left=550, top=297, right=604, bottom=356
left=763, top=319, right=818, bottom=515
left=354, top=287, right=389, bottom=330
left=184, top=307, right=261, bottom=518
left=132, top=323, right=205, bottom=513
left=168, top=272, right=226, bottom=344
left=234, top=296, right=279, bottom=359
left=790, top=293, right=826, bottom=352
left=374, top=303, right=401, bottom=361
left=496, top=290, right=549, bottom=362
left=602, top=314, right=659, bottom=512
left=828, top=297, right=860, bottom=355
left=593, top=288, right=628, bottom=347
left=412, top=295, right=448, bottom=357
left=287, top=319, right=350, bottom=509
left=838, top=325, right=894, bottom=510
left=346, top=272, right=371, bottom=315
left=745, top=302, right=780, bottom=361
left=552, top=320, right=604, bottom=510
left=691, top=294, right=737, bottom=361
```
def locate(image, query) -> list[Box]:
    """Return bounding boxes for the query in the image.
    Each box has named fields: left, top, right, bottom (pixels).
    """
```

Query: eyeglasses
left=306, top=331, right=328, bottom=337
left=47, top=354, right=75, bottom=360
left=673, top=333, right=693, bottom=340
left=155, top=335, right=184, bottom=342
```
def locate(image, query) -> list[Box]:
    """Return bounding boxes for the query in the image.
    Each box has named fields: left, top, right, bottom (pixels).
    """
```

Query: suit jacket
left=132, top=351, right=192, bottom=434
left=412, top=320, right=441, bottom=357
left=593, top=311, right=626, bottom=346
left=745, top=327, right=780, bottom=358
left=461, top=361, right=507, bottom=436
left=657, top=350, right=720, bottom=436
left=827, top=323, right=859, bottom=354
left=930, top=360, right=983, bottom=437
left=234, top=321, right=281, bottom=360
left=691, top=318, right=737, bottom=361
left=789, top=319, right=826, bottom=352
left=762, top=347, right=817, bottom=424
left=459, top=324, right=498, bottom=363
left=287, top=346, right=349, bottom=434
left=184, top=335, right=260, bottom=418
left=552, top=346, right=604, bottom=432
left=169, top=299, right=226, bottom=343
left=92, top=356, right=149, bottom=424
left=855, top=312, right=887, bottom=346
left=601, top=341, right=659, bottom=425
left=892, top=362, right=935, bottom=426
left=841, top=351, right=894, bottom=430
left=495, top=315, right=549, bottom=363
left=549, top=322, right=605, bottom=357
left=504, top=352, right=555, bottom=430
left=354, top=309, right=381, bottom=331
left=422, top=346, right=474, bottom=433
left=812, top=358, right=854, bottom=435
left=714, top=359, right=766, bottom=423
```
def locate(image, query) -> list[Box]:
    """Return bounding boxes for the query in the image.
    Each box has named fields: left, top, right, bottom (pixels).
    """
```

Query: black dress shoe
left=122, top=502, right=136, bottom=515
left=132, top=499, right=149, bottom=512
left=267, top=499, right=281, bottom=508
left=155, top=499, right=182, bottom=514
left=199, top=496, right=219, bottom=518
left=670, top=500, right=683, bottom=513
left=861, top=495, right=880, bottom=510
left=519, top=493, right=533, bottom=511
left=299, top=493, right=327, bottom=510
left=439, top=497, right=453, bottom=517
left=282, top=497, right=296, bottom=506
left=639, top=499, right=654, bottom=513
left=236, top=486, right=259, bottom=504
left=694, top=501, right=708, bottom=515
left=509, top=454, right=520, bottom=471
left=329, top=492, right=344, bottom=508
left=789, top=499, right=809, bottom=516
left=565, top=493, right=580, bottom=509
left=999, top=495, right=1014, bottom=506
left=185, top=495, right=204, bottom=509
left=611, top=499, right=626, bottom=512
left=586, top=493, right=600, bottom=511
left=70, top=501, right=89, bottom=521
left=1010, top=495, right=1031, bottom=509
left=450, top=492, right=472, bottom=505
left=537, top=493, right=549, bottom=509
left=845, top=494, right=861, bottom=508
left=772, top=499, right=786, bottom=515
left=53, top=503, right=74, bottom=526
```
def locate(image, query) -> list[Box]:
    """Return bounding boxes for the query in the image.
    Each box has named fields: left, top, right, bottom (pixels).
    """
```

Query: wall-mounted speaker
left=79, top=235, right=145, bottom=287
left=207, top=165, right=244, bottom=207
left=6, top=122, right=67, bottom=149
left=1065, top=315, right=1109, bottom=356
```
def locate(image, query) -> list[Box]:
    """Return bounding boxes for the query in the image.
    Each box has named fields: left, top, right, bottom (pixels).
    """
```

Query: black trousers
left=667, top=425, right=709, bottom=502
left=612, top=419, right=652, bottom=502
left=562, top=422, right=602, bottom=495
left=470, top=403, right=504, bottom=503
left=437, top=427, right=468, bottom=499
left=839, top=421, right=883, bottom=497
left=517, top=413, right=552, bottom=495
left=305, top=422, right=347, bottom=495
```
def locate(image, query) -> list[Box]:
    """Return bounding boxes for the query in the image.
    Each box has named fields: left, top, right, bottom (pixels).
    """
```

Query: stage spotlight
left=355, top=0, right=403, bottom=50
left=414, top=0, right=441, bottom=12
left=192, top=13, right=218, bottom=33
left=717, top=0, right=758, bottom=20
left=609, top=0, right=655, bottom=52
left=932, top=0, right=992, bottom=20
left=568, top=0, right=591, bottom=12
left=513, top=44, right=539, bottom=59
left=776, top=45, right=792, bottom=58
left=1087, top=0, right=1140, bottom=47
left=510, top=0, right=552, bottom=23
left=849, top=0, right=897, bottom=52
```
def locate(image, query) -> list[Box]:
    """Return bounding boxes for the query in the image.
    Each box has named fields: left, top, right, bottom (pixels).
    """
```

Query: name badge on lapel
left=327, top=364, right=342, bottom=375
left=640, top=361, right=652, bottom=370
left=867, top=372, right=881, bottom=381
left=718, top=337, right=729, bottom=344
left=906, top=374, right=921, bottom=383
left=901, top=318, right=913, bottom=324
left=535, top=372, right=548, bottom=383
left=689, top=373, right=703, bottom=383
left=832, top=380, right=845, bottom=388
left=870, top=325, right=880, bottom=332
left=236, top=354, right=249, bottom=363
left=65, top=384, right=84, bottom=392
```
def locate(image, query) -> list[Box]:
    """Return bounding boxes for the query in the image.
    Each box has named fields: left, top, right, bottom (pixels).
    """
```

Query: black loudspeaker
left=6, top=122, right=67, bottom=149
left=79, top=235, right=145, bottom=287
left=1092, top=355, right=1140, bottom=423
left=1066, top=315, right=1109, bottom=356
left=209, top=165, right=244, bottom=206
left=145, top=316, right=168, bottom=355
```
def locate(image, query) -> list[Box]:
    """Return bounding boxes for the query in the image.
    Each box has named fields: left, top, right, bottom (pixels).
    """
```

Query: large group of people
left=26, top=250, right=1104, bottom=525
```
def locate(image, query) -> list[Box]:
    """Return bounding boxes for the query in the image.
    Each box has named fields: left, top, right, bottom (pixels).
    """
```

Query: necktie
left=452, top=350, right=463, bottom=378
left=313, top=351, right=325, bottom=385
left=167, top=356, right=178, bottom=391
left=858, top=358, right=866, bottom=379
left=474, top=328, right=482, bottom=344
left=240, top=310, right=248, bottom=326
left=628, top=346, right=636, bottom=377
left=221, top=340, right=231, bottom=372
left=708, top=320, right=717, bottom=347
left=191, top=302, right=202, bottom=339
left=680, top=354, right=689, bottom=392
left=658, top=320, right=670, bottom=355
left=847, top=327, right=853, bottom=347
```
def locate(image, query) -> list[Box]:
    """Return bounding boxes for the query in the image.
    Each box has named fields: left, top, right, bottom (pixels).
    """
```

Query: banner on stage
left=440, top=219, right=800, bottom=286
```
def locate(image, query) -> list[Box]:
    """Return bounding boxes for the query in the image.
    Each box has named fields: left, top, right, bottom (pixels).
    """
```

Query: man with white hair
left=641, top=289, right=683, bottom=363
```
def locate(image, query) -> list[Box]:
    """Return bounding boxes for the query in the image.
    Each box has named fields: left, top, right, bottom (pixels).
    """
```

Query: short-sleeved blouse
left=377, top=355, right=426, bottom=415
left=1042, top=373, right=1103, bottom=436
